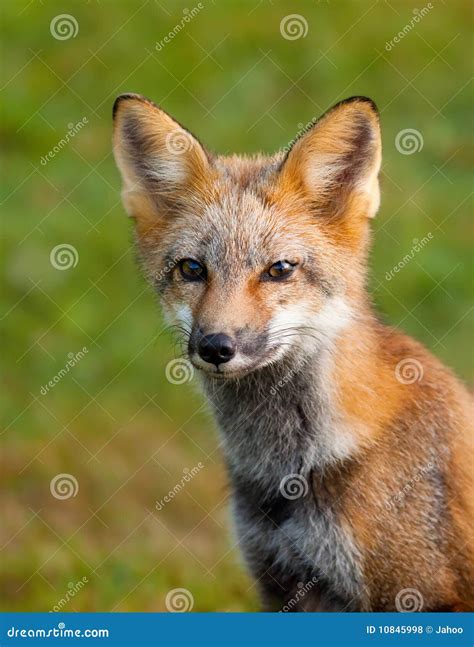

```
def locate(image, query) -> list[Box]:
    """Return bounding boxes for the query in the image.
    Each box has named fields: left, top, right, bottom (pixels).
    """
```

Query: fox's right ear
left=112, top=94, right=210, bottom=228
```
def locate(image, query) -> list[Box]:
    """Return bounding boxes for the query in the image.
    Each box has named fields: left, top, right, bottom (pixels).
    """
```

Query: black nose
left=198, top=333, right=236, bottom=366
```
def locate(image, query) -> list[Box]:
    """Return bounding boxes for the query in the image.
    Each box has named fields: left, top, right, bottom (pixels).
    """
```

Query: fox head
left=113, top=94, right=381, bottom=378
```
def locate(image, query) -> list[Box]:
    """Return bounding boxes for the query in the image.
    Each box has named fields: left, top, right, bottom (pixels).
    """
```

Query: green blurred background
left=1, top=0, right=472, bottom=612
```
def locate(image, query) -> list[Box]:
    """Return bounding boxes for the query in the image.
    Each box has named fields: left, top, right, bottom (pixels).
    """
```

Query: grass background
left=1, top=0, right=472, bottom=612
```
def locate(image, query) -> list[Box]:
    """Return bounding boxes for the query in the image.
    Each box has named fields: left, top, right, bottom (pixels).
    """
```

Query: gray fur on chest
left=203, top=358, right=364, bottom=609
left=232, top=490, right=362, bottom=609
left=205, top=356, right=354, bottom=485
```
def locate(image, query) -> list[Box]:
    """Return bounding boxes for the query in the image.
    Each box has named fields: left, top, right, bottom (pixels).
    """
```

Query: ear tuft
left=113, top=93, right=147, bottom=119
left=333, top=95, right=379, bottom=116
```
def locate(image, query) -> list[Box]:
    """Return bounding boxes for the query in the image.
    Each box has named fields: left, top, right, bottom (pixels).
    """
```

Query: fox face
left=113, top=94, right=381, bottom=378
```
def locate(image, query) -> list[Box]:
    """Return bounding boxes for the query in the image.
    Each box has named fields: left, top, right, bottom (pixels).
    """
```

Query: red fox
left=113, top=93, right=473, bottom=612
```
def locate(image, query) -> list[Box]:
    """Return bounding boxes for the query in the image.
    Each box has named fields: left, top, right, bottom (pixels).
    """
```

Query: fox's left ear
left=279, top=97, right=381, bottom=219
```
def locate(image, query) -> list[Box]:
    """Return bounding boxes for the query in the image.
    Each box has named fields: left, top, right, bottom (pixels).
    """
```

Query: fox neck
left=202, top=305, right=377, bottom=490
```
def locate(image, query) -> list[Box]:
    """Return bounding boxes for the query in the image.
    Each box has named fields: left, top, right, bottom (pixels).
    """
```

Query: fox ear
left=279, top=97, right=381, bottom=219
left=113, top=93, right=210, bottom=226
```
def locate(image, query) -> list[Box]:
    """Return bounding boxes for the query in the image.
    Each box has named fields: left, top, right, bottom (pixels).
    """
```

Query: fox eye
left=266, top=260, right=297, bottom=280
left=178, top=258, right=207, bottom=282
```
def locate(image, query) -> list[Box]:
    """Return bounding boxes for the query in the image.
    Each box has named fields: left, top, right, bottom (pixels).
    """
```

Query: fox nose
left=198, top=333, right=236, bottom=366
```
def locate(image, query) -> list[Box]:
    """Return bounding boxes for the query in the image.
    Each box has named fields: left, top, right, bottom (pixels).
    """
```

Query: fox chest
left=231, top=482, right=364, bottom=610
left=209, top=373, right=364, bottom=608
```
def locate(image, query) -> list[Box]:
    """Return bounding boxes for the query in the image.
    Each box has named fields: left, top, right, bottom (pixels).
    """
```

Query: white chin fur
left=268, top=296, right=352, bottom=351
left=172, top=304, right=193, bottom=329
